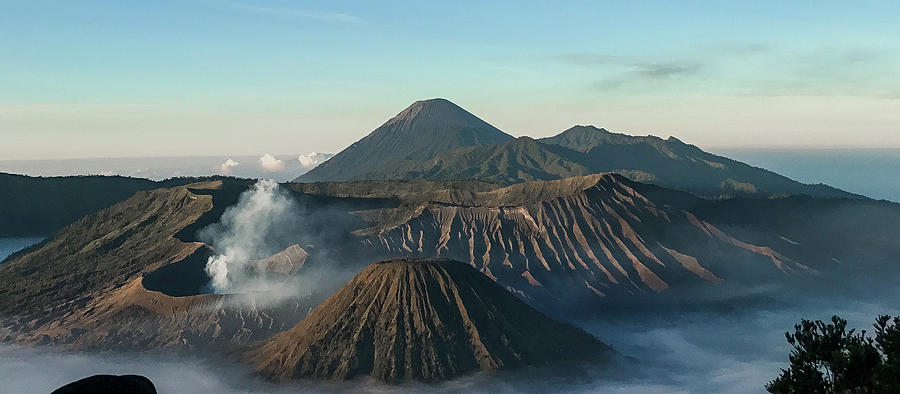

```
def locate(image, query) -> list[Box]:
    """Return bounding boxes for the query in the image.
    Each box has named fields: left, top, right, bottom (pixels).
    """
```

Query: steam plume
left=202, top=179, right=297, bottom=293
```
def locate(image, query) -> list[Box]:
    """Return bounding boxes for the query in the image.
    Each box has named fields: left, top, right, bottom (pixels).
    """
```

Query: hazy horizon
left=3, top=148, right=898, bottom=202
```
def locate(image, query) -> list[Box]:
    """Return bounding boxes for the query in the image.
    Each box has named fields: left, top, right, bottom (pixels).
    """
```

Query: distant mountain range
left=298, top=98, right=858, bottom=199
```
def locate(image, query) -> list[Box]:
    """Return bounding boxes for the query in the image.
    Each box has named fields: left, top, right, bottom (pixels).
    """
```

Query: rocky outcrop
left=251, top=259, right=614, bottom=383
left=249, top=244, right=308, bottom=275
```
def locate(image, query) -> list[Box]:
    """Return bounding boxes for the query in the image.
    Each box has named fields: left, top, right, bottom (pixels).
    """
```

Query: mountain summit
left=251, top=258, right=613, bottom=383
left=297, top=98, right=513, bottom=182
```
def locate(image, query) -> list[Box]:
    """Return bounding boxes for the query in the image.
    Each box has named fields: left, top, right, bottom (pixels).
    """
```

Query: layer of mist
left=3, top=293, right=896, bottom=393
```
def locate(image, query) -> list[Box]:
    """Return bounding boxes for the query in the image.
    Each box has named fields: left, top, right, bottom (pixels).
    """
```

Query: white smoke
left=202, top=179, right=297, bottom=294
left=219, top=158, right=239, bottom=174
left=258, top=154, right=285, bottom=172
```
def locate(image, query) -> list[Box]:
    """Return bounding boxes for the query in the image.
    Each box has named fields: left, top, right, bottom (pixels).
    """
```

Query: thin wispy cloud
left=557, top=54, right=704, bottom=90
left=227, top=2, right=363, bottom=23
left=637, top=62, right=702, bottom=79
left=559, top=44, right=900, bottom=98
left=593, top=62, right=703, bottom=90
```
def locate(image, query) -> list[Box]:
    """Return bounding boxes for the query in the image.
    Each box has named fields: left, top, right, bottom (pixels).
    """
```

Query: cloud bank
left=219, top=158, right=239, bottom=174
left=297, top=152, right=331, bottom=169
left=258, top=154, right=285, bottom=172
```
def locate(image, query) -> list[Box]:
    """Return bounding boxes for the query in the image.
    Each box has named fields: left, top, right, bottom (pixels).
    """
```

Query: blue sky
left=2, top=1, right=899, bottom=159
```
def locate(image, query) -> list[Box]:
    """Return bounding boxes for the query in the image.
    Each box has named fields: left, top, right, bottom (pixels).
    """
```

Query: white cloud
left=297, top=152, right=332, bottom=169
left=220, top=158, right=239, bottom=174
left=258, top=154, right=284, bottom=172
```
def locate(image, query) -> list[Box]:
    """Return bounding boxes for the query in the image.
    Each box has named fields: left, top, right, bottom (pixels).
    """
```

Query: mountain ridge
left=539, top=125, right=858, bottom=199
left=295, top=99, right=860, bottom=199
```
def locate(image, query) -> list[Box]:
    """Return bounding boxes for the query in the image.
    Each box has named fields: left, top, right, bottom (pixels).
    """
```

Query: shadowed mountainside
left=343, top=136, right=595, bottom=185
left=539, top=126, right=857, bottom=199
left=0, top=173, right=158, bottom=237
left=0, top=173, right=242, bottom=239
left=251, top=259, right=614, bottom=383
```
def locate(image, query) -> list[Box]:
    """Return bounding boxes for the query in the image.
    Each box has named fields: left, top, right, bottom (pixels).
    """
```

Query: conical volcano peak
left=404, top=97, right=465, bottom=113
left=251, top=258, right=614, bottom=383
left=408, top=97, right=457, bottom=111
left=297, top=99, right=513, bottom=182
left=384, top=98, right=503, bottom=133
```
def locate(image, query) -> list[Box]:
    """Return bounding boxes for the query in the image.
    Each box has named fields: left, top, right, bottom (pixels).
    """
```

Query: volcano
left=297, top=98, right=513, bottom=182
left=251, top=258, right=614, bottom=383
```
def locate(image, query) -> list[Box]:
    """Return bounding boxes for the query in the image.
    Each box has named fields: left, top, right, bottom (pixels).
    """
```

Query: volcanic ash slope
left=251, top=259, right=614, bottom=383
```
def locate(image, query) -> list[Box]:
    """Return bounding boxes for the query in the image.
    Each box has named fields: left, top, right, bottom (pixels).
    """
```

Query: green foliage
left=767, top=315, right=900, bottom=393
left=874, top=316, right=900, bottom=391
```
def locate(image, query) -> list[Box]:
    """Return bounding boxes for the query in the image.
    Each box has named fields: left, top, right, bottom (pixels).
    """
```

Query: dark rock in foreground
left=51, top=374, right=156, bottom=394
left=251, top=258, right=614, bottom=383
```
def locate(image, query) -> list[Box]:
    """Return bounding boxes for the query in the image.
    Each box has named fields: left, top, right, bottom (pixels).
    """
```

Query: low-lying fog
left=3, top=295, right=896, bottom=393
